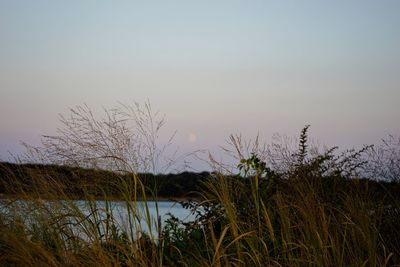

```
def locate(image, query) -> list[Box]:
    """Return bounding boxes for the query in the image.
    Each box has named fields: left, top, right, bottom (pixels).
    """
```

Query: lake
left=76, top=200, right=197, bottom=234
left=0, top=199, right=198, bottom=238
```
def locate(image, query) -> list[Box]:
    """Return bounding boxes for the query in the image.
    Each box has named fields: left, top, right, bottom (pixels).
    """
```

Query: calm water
left=1, top=200, right=197, bottom=237
left=76, top=200, right=196, bottom=234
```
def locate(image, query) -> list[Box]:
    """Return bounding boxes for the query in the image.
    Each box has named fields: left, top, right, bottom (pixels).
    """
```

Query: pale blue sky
left=1, top=1, right=400, bottom=169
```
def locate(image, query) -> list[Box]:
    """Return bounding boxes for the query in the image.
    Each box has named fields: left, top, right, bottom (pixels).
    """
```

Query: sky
left=1, top=1, right=400, bottom=170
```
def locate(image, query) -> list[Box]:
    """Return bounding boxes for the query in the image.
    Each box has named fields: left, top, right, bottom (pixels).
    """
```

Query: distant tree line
left=1, top=161, right=400, bottom=204
left=0, top=162, right=210, bottom=200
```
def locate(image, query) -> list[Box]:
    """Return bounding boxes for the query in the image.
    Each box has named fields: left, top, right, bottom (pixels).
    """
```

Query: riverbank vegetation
left=1, top=103, right=399, bottom=266
left=1, top=130, right=399, bottom=266
left=0, top=162, right=208, bottom=200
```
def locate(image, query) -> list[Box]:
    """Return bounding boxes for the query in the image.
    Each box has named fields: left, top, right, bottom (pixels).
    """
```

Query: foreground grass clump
left=161, top=128, right=400, bottom=266
left=0, top=166, right=163, bottom=266
left=1, top=127, right=400, bottom=266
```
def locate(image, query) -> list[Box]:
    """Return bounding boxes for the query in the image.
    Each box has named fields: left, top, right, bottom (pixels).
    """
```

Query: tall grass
left=159, top=126, right=400, bottom=266
left=1, top=102, right=399, bottom=266
left=0, top=163, right=163, bottom=266
left=2, top=161, right=397, bottom=266
left=1, top=158, right=399, bottom=266
left=1, top=102, right=170, bottom=266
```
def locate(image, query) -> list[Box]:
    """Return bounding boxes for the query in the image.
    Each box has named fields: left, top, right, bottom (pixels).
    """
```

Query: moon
left=188, top=132, right=197, bottom=143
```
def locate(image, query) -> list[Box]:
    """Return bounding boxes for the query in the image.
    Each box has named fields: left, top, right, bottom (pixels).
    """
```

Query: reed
left=1, top=103, right=399, bottom=266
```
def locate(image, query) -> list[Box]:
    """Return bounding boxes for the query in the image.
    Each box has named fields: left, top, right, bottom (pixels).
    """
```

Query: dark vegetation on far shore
left=0, top=162, right=209, bottom=200
left=0, top=162, right=400, bottom=204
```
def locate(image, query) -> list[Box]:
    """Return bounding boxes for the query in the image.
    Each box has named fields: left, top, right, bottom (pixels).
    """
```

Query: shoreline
left=0, top=193, right=201, bottom=203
